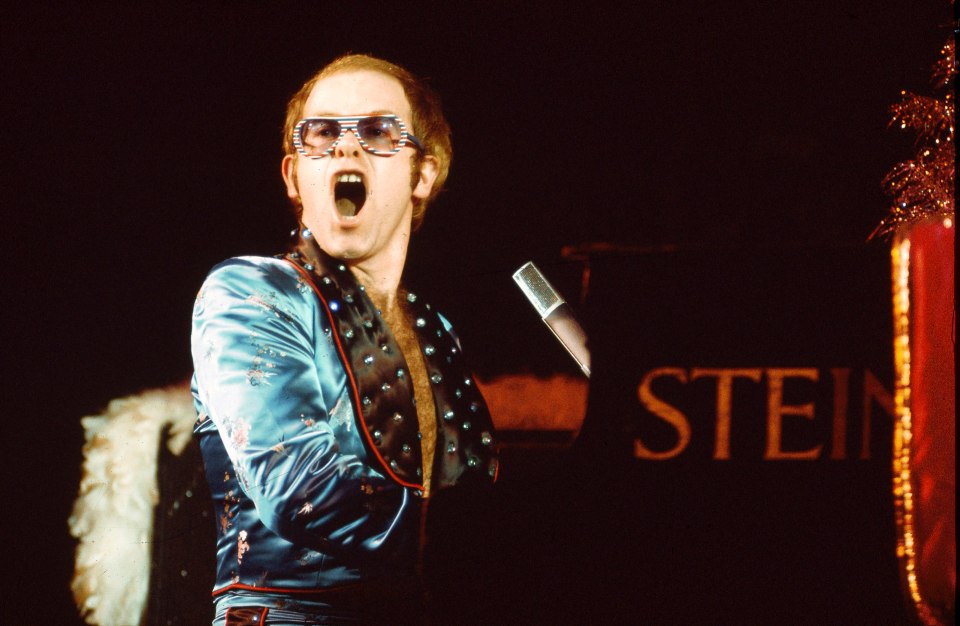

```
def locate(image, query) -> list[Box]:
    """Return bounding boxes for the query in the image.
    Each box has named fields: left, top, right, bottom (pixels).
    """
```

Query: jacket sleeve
left=191, top=257, right=408, bottom=556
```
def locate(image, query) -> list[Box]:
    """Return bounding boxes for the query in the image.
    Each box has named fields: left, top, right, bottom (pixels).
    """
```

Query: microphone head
left=513, top=261, right=565, bottom=318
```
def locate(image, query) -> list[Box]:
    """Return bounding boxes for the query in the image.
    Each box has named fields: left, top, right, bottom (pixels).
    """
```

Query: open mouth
left=334, top=173, right=367, bottom=217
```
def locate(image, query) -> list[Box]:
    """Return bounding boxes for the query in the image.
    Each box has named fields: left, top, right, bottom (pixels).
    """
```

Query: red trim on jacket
left=213, top=581, right=365, bottom=597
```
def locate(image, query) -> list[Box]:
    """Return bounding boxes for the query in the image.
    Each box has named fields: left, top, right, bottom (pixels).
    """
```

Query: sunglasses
left=292, top=115, right=423, bottom=158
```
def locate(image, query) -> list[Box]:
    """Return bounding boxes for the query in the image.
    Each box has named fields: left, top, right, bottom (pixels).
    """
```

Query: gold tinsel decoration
left=874, top=33, right=956, bottom=237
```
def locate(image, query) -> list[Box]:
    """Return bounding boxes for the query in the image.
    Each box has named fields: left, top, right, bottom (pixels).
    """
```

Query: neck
left=348, top=249, right=407, bottom=317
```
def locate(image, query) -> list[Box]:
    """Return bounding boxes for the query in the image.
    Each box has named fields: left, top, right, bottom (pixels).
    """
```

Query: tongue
left=336, top=198, right=358, bottom=217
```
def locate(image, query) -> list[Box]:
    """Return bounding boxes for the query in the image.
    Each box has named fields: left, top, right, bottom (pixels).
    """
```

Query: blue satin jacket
left=191, top=239, right=498, bottom=619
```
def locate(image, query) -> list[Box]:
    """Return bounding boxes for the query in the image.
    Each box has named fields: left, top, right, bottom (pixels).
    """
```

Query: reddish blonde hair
left=283, top=54, right=452, bottom=229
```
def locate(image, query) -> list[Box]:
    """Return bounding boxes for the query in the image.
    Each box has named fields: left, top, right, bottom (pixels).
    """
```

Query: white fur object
left=68, top=383, right=196, bottom=626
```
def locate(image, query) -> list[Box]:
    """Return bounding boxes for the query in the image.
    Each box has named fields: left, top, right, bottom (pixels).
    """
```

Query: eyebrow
left=308, top=109, right=397, bottom=117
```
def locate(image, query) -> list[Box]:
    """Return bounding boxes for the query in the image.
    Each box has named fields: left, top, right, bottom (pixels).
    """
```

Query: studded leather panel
left=284, top=232, right=498, bottom=491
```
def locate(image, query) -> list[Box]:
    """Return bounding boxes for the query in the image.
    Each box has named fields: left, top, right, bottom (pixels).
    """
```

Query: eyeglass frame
left=292, top=114, right=424, bottom=158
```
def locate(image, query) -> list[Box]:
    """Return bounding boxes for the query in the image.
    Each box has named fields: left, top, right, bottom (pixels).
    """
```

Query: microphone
left=512, top=261, right=591, bottom=378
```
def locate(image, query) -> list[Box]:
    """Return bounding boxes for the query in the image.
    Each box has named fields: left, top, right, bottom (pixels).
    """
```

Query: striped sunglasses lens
left=294, top=115, right=420, bottom=157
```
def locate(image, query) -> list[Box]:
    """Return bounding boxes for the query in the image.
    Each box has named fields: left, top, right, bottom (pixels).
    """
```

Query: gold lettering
left=691, top=368, right=763, bottom=460
left=764, top=368, right=822, bottom=460
left=861, top=369, right=894, bottom=460
left=830, top=368, right=850, bottom=460
left=635, top=368, right=691, bottom=460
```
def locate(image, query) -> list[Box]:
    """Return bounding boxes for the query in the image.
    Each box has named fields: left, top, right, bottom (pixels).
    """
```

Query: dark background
left=2, top=1, right=952, bottom=623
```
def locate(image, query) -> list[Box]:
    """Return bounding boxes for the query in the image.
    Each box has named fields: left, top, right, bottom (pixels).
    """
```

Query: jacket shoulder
left=193, top=256, right=318, bottom=323
left=202, top=255, right=302, bottom=289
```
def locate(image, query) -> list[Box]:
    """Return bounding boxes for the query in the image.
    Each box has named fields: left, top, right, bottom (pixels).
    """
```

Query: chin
left=317, top=236, right=368, bottom=261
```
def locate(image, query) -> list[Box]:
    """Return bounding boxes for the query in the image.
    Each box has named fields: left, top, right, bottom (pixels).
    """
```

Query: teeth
left=337, top=173, right=362, bottom=183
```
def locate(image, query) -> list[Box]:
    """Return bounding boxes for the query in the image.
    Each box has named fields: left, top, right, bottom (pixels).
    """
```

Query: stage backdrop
left=442, top=241, right=909, bottom=624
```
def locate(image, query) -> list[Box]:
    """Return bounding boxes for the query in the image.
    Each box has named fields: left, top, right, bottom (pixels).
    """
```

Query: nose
left=334, top=129, right=363, bottom=158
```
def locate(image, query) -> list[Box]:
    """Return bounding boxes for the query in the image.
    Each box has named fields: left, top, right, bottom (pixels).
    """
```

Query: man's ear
left=281, top=154, right=299, bottom=201
left=412, top=155, right=439, bottom=201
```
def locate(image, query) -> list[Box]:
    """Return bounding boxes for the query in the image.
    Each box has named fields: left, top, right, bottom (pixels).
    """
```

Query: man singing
left=191, top=54, right=498, bottom=624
